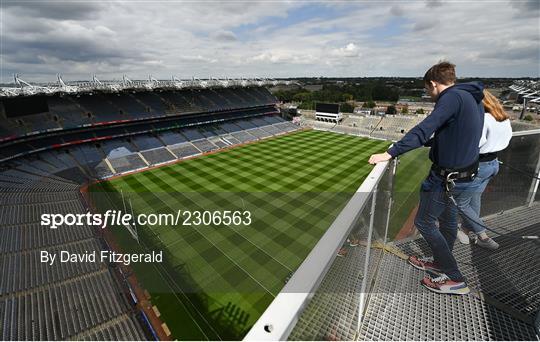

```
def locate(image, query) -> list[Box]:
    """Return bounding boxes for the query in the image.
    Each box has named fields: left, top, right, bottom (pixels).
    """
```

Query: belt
left=431, top=160, right=479, bottom=181
left=479, top=152, right=497, bottom=162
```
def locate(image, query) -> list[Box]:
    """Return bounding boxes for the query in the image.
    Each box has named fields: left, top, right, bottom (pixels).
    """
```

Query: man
left=369, top=61, right=484, bottom=295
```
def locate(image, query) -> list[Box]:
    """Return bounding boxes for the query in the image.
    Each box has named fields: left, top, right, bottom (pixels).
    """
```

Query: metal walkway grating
left=289, top=246, right=383, bottom=340
left=287, top=204, right=539, bottom=341
left=358, top=204, right=540, bottom=341
left=358, top=253, right=538, bottom=341
left=396, top=204, right=540, bottom=320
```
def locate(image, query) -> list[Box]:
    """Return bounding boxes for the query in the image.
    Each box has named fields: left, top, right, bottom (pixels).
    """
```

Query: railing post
left=382, top=158, right=398, bottom=245
left=526, top=150, right=540, bottom=207
left=357, top=186, right=377, bottom=332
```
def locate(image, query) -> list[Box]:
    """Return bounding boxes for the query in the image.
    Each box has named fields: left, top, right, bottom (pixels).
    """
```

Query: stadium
left=0, top=73, right=539, bottom=341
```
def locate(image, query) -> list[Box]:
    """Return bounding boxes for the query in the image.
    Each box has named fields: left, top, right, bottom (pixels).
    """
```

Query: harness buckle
left=445, top=171, right=459, bottom=192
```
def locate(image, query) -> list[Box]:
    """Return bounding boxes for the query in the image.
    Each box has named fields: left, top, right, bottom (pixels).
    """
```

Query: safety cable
left=443, top=166, right=539, bottom=241
left=498, top=160, right=540, bottom=180
left=447, top=193, right=538, bottom=241
left=369, top=115, right=385, bottom=136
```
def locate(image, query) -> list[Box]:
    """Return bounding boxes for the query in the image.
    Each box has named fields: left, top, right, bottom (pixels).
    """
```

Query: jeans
left=459, top=159, right=499, bottom=234
left=414, top=170, right=477, bottom=282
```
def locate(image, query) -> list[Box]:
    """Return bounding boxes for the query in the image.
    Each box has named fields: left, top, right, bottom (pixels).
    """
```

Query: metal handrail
left=512, top=128, right=540, bottom=137
left=244, top=161, right=390, bottom=341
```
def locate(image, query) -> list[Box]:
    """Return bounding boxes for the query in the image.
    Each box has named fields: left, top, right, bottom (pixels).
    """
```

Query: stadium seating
left=191, top=139, right=218, bottom=153
left=246, top=127, right=272, bottom=139
left=112, top=93, right=149, bottom=117
left=168, top=142, right=201, bottom=159
left=308, top=115, right=425, bottom=141
left=126, top=92, right=165, bottom=118
left=231, top=130, right=257, bottom=143
left=108, top=153, right=147, bottom=174
left=43, top=97, right=86, bottom=129
left=160, top=91, right=198, bottom=114
left=130, top=135, right=164, bottom=150
left=76, top=94, right=124, bottom=122
left=0, top=86, right=276, bottom=142
left=180, top=127, right=206, bottom=141
left=158, top=131, right=186, bottom=145
left=141, top=147, right=176, bottom=165
left=207, top=137, right=229, bottom=149
left=220, top=122, right=244, bottom=133
left=205, top=89, right=233, bottom=109
left=0, top=85, right=287, bottom=340
left=221, top=134, right=241, bottom=145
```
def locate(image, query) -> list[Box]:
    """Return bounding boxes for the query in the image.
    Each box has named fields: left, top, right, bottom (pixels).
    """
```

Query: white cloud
left=0, top=1, right=538, bottom=81
left=332, top=43, right=361, bottom=58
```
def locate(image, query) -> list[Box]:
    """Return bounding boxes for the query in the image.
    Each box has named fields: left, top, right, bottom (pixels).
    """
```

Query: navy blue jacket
left=387, top=82, right=485, bottom=169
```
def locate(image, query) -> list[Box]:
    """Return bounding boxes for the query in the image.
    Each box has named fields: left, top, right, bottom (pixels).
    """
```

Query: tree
left=341, top=93, right=353, bottom=102
left=363, top=100, right=376, bottom=108
left=415, top=108, right=425, bottom=115
left=524, top=114, right=534, bottom=121
left=401, top=106, right=409, bottom=114
left=297, top=101, right=314, bottom=110
left=292, top=92, right=312, bottom=103
left=340, top=102, right=354, bottom=113
left=386, top=105, right=397, bottom=115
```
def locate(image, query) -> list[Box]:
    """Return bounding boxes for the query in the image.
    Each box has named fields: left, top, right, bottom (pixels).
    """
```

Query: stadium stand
left=130, top=134, right=164, bottom=150
left=101, top=139, right=134, bottom=158
left=168, top=141, right=202, bottom=159
left=231, top=130, right=258, bottom=143
left=141, top=147, right=176, bottom=165
left=130, top=92, right=168, bottom=117
left=76, top=94, right=125, bottom=122
left=221, top=134, right=241, bottom=145
left=0, top=162, right=146, bottom=339
left=0, top=84, right=300, bottom=339
left=157, top=130, right=187, bottom=145
left=246, top=127, right=272, bottom=139
left=205, top=89, right=233, bottom=109
left=180, top=127, right=206, bottom=141
left=111, top=93, right=149, bottom=117
left=191, top=139, right=218, bottom=153
left=220, top=121, right=243, bottom=133
left=109, top=153, right=147, bottom=174
left=48, top=96, right=92, bottom=128
left=207, top=136, right=229, bottom=149
left=305, top=115, right=425, bottom=141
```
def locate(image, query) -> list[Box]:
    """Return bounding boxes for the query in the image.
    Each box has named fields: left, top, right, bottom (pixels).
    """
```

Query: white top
left=479, top=113, right=512, bottom=154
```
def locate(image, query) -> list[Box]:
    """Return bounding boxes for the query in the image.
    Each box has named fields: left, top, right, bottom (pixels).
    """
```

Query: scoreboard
left=315, top=103, right=342, bottom=122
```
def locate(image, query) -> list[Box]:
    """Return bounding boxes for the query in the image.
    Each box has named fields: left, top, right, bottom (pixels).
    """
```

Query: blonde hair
left=483, top=90, right=509, bottom=122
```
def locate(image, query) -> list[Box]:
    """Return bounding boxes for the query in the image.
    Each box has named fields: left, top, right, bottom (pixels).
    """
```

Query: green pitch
left=89, top=130, right=390, bottom=340
left=387, top=147, right=432, bottom=239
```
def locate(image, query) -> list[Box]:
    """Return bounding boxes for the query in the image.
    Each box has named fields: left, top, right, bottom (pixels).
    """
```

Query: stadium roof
left=0, top=74, right=294, bottom=98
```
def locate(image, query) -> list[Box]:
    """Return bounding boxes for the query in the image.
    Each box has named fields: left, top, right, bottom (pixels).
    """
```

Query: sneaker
left=421, top=273, right=470, bottom=295
left=476, top=237, right=499, bottom=250
left=456, top=228, right=470, bottom=245
left=408, top=256, right=442, bottom=273
left=348, top=239, right=360, bottom=247
left=336, top=248, right=348, bottom=257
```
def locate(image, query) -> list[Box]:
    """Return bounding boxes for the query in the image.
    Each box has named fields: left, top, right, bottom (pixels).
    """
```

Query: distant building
left=354, top=108, right=372, bottom=115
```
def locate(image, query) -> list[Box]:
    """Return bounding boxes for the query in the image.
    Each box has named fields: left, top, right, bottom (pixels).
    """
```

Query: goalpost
left=120, top=189, right=139, bottom=243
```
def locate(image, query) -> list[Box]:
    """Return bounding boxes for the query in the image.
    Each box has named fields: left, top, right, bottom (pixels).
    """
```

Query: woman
left=456, top=90, right=513, bottom=249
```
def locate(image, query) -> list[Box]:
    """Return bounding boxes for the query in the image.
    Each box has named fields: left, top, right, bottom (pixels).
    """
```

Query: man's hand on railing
left=368, top=152, right=392, bottom=164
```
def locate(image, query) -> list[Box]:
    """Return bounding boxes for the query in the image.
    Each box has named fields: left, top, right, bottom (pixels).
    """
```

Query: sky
left=1, top=0, right=539, bottom=82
